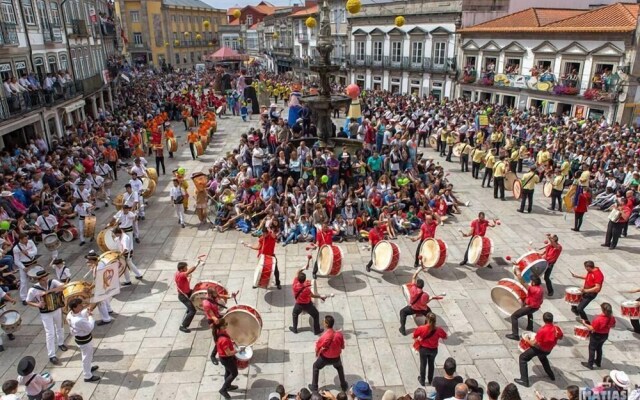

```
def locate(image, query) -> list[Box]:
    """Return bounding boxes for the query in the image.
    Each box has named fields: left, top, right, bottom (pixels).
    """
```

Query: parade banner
left=91, top=262, right=120, bottom=303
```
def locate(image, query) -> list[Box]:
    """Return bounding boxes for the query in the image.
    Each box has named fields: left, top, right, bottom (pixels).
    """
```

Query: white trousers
left=41, top=309, right=65, bottom=358
left=138, top=192, right=145, bottom=216
left=78, top=219, right=86, bottom=242
left=97, top=298, right=112, bottom=322
left=18, top=266, right=28, bottom=301
left=79, top=341, right=94, bottom=379
left=132, top=220, right=140, bottom=239
left=174, top=203, right=184, bottom=224
left=123, top=253, right=142, bottom=282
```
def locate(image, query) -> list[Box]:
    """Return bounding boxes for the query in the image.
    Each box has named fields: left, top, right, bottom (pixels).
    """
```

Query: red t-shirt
left=591, top=314, right=616, bottom=334
left=315, top=329, right=345, bottom=358
left=317, top=229, right=333, bottom=247
left=292, top=278, right=312, bottom=304
left=408, top=283, right=430, bottom=311
left=202, top=298, right=221, bottom=320
left=369, top=227, right=383, bottom=246
left=525, top=285, right=544, bottom=309
left=543, top=244, right=562, bottom=264
left=420, top=221, right=437, bottom=240
left=470, top=219, right=489, bottom=236
left=575, top=192, right=591, bottom=213
left=584, top=268, right=604, bottom=292
left=259, top=233, right=277, bottom=257
left=413, top=325, right=447, bottom=349
left=175, top=271, right=191, bottom=295
left=535, top=323, right=563, bottom=352
left=216, top=331, right=235, bottom=357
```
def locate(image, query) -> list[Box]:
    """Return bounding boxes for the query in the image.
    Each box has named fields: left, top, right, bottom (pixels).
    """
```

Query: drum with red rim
left=224, top=305, right=263, bottom=346
left=513, top=180, right=522, bottom=200
left=573, top=325, right=590, bottom=341
left=317, top=245, right=343, bottom=277
left=372, top=241, right=400, bottom=273
left=543, top=182, right=553, bottom=198
left=468, top=236, right=493, bottom=268
left=253, top=255, right=275, bottom=288
left=620, top=301, right=640, bottom=320
left=491, top=278, right=527, bottom=316
left=513, top=251, right=548, bottom=283
left=60, top=227, right=79, bottom=242
left=419, top=238, right=447, bottom=269
left=519, top=332, right=534, bottom=352
left=564, top=287, right=582, bottom=305
left=235, top=345, right=253, bottom=370
left=189, top=280, right=229, bottom=311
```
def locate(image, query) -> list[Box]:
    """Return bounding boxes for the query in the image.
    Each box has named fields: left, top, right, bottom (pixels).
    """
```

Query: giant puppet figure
left=287, top=82, right=303, bottom=128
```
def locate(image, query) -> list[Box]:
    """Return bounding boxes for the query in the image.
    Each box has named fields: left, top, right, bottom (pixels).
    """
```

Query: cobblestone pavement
left=1, top=105, right=639, bottom=400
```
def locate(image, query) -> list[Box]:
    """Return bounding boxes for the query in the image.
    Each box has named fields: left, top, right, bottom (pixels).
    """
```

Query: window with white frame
left=246, top=14, right=252, bottom=25
left=48, top=56, right=57, bottom=73
left=133, top=32, right=142, bottom=45
left=433, top=41, right=446, bottom=65
left=532, top=58, right=553, bottom=75
left=504, top=57, right=521, bottom=74
left=1, top=0, right=17, bottom=24
left=464, top=55, right=476, bottom=69
left=50, top=2, right=60, bottom=26
left=411, top=42, right=423, bottom=64
left=355, top=41, right=365, bottom=61
left=372, top=41, right=382, bottom=62
left=59, top=54, right=67, bottom=70
left=130, top=10, right=139, bottom=22
left=391, top=41, right=402, bottom=63
left=22, top=0, right=35, bottom=25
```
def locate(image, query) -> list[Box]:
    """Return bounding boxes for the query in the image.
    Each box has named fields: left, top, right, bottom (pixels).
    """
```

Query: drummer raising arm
left=0, top=286, right=18, bottom=351
left=506, top=271, right=543, bottom=341
left=311, top=222, right=338, bottom=279
left=459, top=212, right=497, bottom=268
left=411, top=213, right=439, bottom=269
left=399, top=268, right=438, bottom=336
left=35, top=207, right=59, bottom=261
left=175, top=259, right=203, bottom=333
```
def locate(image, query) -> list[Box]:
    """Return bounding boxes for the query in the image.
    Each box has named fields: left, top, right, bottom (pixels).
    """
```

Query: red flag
left=120, top=28, right=128, bottom=44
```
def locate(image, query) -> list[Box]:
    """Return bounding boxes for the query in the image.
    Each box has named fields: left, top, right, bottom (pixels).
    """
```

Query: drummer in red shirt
left=459, top=212, right=497, bottom=267
left=515, top=312, right=563, bottom=387
left=203, top=288, right=234, bottom=366
left=174, top=259, right=203, bottom=333
left=538, top=234, right=562, bottom=296
left=399, top=268, right=441, bottom=336
left=365, top=222, right=384, bottom=272
left=312, top=222, right=338, bottom=279
left=570, top=260, right=603, bottom=323
left=580, top=302, right=615, bottom=370
left=289, top=268, right=327, bottom=335
left=506, top=273, right=544, bottom=341
left=411, top=213, right=440, bottom=268
left=215, top=320, right=240, bottom=399
left=309, top=315, right=348, bottom=392
left=413, top=312, right=448, bottom=386
left=572, top=187, right=591, bottom=232
left=244, top=226, right=281, bottom=289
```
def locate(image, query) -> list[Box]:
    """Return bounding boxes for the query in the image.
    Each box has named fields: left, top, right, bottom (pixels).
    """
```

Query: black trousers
left=399, top=305, right=430, bottom=329
left=519, top=189, right=534, bottom=213
left=445, top=144, right=453, bottom=162
left=517, top=159, right=524, bottom=173
left=419, top=347, right=438, bottom=384
left=210, top=329, right=219, bottom=362
left=510, top=161, right=517, bottom=173
left=604, top=221, right=625, bottom=249
left=219, top=355, right=238, bottom=390
left=543, top=262, right=555, bottom=294
left=511, top=306, right=537, bottom=335
left=178, top=293, right=196, bottom=328
left=155, top=156, right=165, bottom=175
left=189, top=143, right=197, bottom=160
left=494, top=176, right=505, bottom=199
left=550, top=189, right=563, bottom=211
left=108, top=161, right=118, bottom=180
left=587, top=332, right=608, bottom=367
left=311, top=356, right=348, bottom=392
left=572, top=293, right=597, bottom=323
left=461, top=236, right=474, bottom=264
left=365, top=247, right=375, bottom=270
left=482, top=168, right=493, bottom=186
left=632, top=297, right=640, bottom=333
left=414, top=239, right=425, bottom=267
left=438, top=139, right=445, bottom=156
left=461, top=154, right=469, bottom=172
left=574, top=212, right=585, bottom=231
left=519, top=347, right=554, bottom=384
left=292, top=302, right=321, bottom=333
left=622, top=220, right=630, bottom=237
left=273, top=256, right=281, bottom=286
left=472, top=162, right=481, bottom=179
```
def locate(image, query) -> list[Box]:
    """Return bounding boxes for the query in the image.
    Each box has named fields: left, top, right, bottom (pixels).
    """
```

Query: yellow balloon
left=395, top=16, right=405, bottom=27
left=184, top=31, right=189, bottom=36
left=174, top=39, right=180, bottom=45
left=203, top=20, right=210, bottom=28
left=346, top=0, right=361, bottom=14
left=196, top=34, right=202, bottom=40
left=232, top=9, right=241, bottom=19
left=305, top=17, right=317, bottom=28
left=164, top=41, right=169, bottom=47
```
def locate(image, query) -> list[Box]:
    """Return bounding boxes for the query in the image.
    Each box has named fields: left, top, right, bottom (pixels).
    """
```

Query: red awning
left=207, top=46, right=249, bottom=61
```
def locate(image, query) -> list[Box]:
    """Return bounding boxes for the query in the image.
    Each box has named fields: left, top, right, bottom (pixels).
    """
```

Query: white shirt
left=89, top=174, right=104, bottom=189
left=36, top=215, right=58, bottom=232
left=16, top=373, right=51, bottom=396
left=170, top=186, right=184, bottom=201
left=252, top=147, right=264, bottom=166
left=73, top=187, right=91, bottom=202
left=122, top=191, right=139, bottom=208
left=26, top=278, right=63, bottom=304
left=54, top=264, right=71, bottom=282
left=67, top=308, right=95, bottom=337
left=119, top=233, right=133, bottom=252
left=130, top=165, right=148, bottom=178
left=96, top=162, right=112, bottom=177
left=114, top=210, right=136, bottom=229
left=13, top=240, right=38, bottom=268
left=74, top=202, right=91, bottom=217
left=129, top=178, right=143, bottom=194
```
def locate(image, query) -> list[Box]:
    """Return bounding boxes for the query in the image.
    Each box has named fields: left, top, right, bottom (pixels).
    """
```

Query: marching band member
left=170, top=178, right=186, bottom=228
left=0, top=286, right=17, bottom=351
left=365, top=222, right=384, bottom=273
left=399, top=268, right=437, bottom=336
left=505, top=273, right=543, bottom=341
left=129, top=171, right=145, bottom=221
left=117, top=187, right=141, bottom=242
left=35, top=207, right=59, bottom=260
left=204, top=287, right=234, bottom=365
left=515, top=312, right=562, bottom=387
left=570, top=261, right=604, bottom=323
left=25, top=270, right=66, bottom=365
left=88, top=171, right=107, bottom=210
left=113, top=227, right=144, bottom=286
left=244, top=226, right=281, bottom=290
left=547, top=167, right=565, bottom=212
left=459, top=212, right=497, bottom=268
left=216, top=319, right=240, bottom=399
left=174, top=259, right=202, bottom=333
left=66, top=298, right=101, bottom=382
left=95, top=157, right=114, bottom=201
left=290, top=267, right=325, bottom=335
left=52, top=258, right=71, bottom=284
left=309, top=315, right=348, bottom=393
left=130, top=157, right=149, bottom=179
left=624, top=288, right=640, bottom=333
left=493, top=155, right=507, bottom=200
left=572, top=187, right=591, bottom=232
left=509, top=146, right=519, bottom=173
left=73, top=181, right=92, bottom=203
left=517, top=166, right=540, bottom=214
left=539, top=234, right=562, bottom=296
left=85, top=250, right=113, bottom=326
left=481, top=148, right=496, bottom=188
left=73, top=198, right=95, bottom=246
left=311, top=222, right=337, bottom=279
left=411, top=213, right=438, bottom=268
left=414, top=312, right=448, bottom=386
left=580, top=302, right=615, bottom=370
left=13, top=233, right=39, bottom=303
left=187, top=128, right=200, bottom=160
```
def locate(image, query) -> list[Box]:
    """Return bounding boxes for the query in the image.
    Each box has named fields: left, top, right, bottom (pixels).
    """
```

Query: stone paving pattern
left=1, top=105, right=639, bottom=399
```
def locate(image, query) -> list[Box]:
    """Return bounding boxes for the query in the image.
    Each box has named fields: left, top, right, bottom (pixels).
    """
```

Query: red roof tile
left=290, top=5, right=318, bottom=17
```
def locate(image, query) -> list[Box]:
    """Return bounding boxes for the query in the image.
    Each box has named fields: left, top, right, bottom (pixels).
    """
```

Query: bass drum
left=195, top=141, right=204, bottom=156
left=372, top=240, right=400, bottom=273
left=253, top=255, right=274, bottom=288
left=147, top=168, right=158, bottom=183
left=224, top=305, right=263, bottom=346
left=513, top=180, right=522, bottom=200
left=96, top=227, right=120, bottom=253
left=166, top=138, right=178, bottom=153
left=84, top=216, right=96, bottom=239
left=113, top=193, right=125, bottom=210
left=491, top=278, right=527, bottom=316
left=60, top=228, right=79, bottom=242
left=190, top=280, right=229, bottom=311
left=505, top=172, right=517, bottom=192
left=563, top=185, right=577, bottom=213
left=453, top=143, right=464, bottom=157
left=99, top=251, right=127, bottom=277
left=429, top=135, right=437, bottom=149
left=62, top=281, right=93, bottom=313
left=141, top=178, right=157, bottom=198
left=419, top=238, right=447, bottom=269
left=468, top=236, right=493, bottom=268
left=513, top=251, right=548, bottom=283
left=43, top=234, right=61, bottom=251
left=543, top=182, right=553, bottom=198
left=317, top=245, right=343, bottom=277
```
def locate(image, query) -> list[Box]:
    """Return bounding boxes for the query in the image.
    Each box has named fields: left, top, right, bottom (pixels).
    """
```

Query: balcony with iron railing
left=296, top=33, right=308, bottom=44
left=0, top=23, right=19, bottom=46
left=100, top=21, right=116, bottom=36
left=75, top=73, right=104, bottom=94
left=70, top=19, right=89, bottom=37
left=347, top=55, right=456, bottom=73
left=0, top=83, right=77, bottom=122
left=128, top=42, right=149, bottom=51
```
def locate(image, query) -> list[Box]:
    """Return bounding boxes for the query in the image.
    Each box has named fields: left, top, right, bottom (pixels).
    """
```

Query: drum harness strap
left=410, top=290, right=425, bottom=307
left=33, top=280, right=53, bottom=314
left=174, top=273, right=192, bottom=298
left=41, top=216, right=53, bottom=235
left=521, top=173, right=536, bottom=190
left=318, top=331, right=336, bottom=357
left=294, top=283, right=310, bottom=301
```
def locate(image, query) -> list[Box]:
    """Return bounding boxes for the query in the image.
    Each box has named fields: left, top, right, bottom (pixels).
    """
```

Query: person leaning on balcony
left=19, top=74, right=34, bottom=91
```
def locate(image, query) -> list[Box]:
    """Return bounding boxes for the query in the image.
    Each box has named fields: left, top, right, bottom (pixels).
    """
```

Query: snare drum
left=543, top=182, right=553, bottom=198
left=317, top=245, right=343, bottom=277
left=26, top=265, right=45, bottom=282
left=505, top=172, right=517, bottom=192
left=253, top=255, right=275, bottom=288
left=519, top=332, right=534, bottom=352
left=43, top=234, right=61, bottom=251
left=574, top=325, right=590, bottom=341
left=60, top=227, right=79, bottom=242
left=468, top=236, right=493, bottom=268
left=234, top=345, right=253, bottom=370
left=195, top=141, right=204, bottom=156
left=372, top=240, right=400, bottom=273
left=141, top=178, right=157, bottom=198
left=513, top=180, right=522, bottom=200
left=513, top=251, right=548, bottom=283
left=190, top=280, right=229, bottom=311
left=84, top=216, right=97, bottom=239
left=564, top=287, right=582, bottom=305
left=99, top=251, right=127, bottom=277
left=491, top=278, right=527, bottom=316
left=620, top=301, right=640, bottom=319
left=224, top=305, right=263, bottom=346
left=147, top=168, right=158, bottom=183
left=62, top=281, right=93, bottom=313
left=429, top=135, right=437, bottom=149
left=419, top=238, right=447, bottom=269
left=0, top=310, right=22, bottom=334
left=96, top=227, right=120, bottom=253
left=166, top=138, right=178, bottom=153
